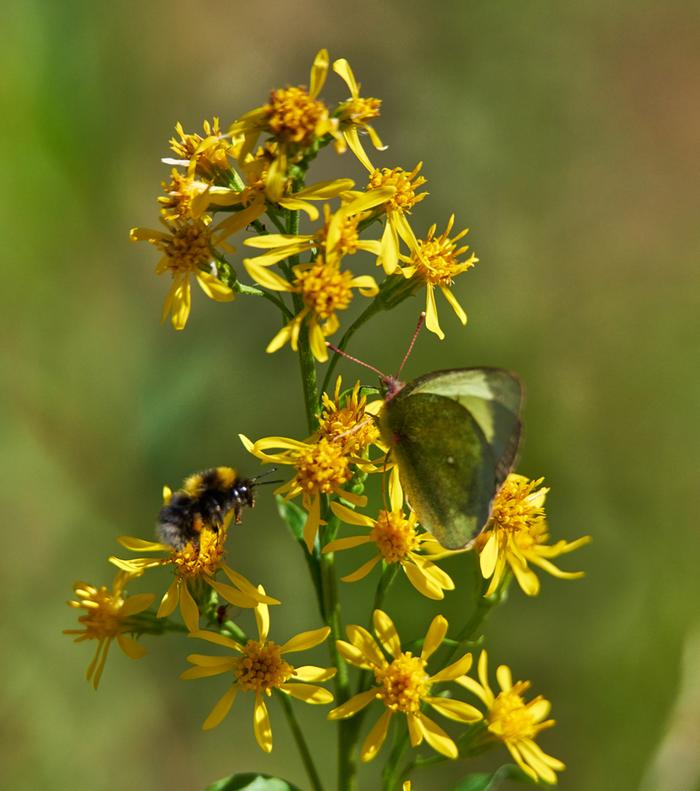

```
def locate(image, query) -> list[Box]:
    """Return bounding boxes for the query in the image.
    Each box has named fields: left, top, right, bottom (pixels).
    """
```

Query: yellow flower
left=366, top=162, right=428, bottom=274
left=240, top=433, right=370, bottom=552
left=475, top=474, right=591, bottom=597
left=109, top=509, right=278, bottom=633
left=457, top=651, right=565, bottom=784
left=325, top=471, right=460, bottom=600
left=182, top=593, right=335, bottom=751
left=243, top=188, right=392, bottom=272
left=328, top=610, right=482, bottom=761
left=400, top=214, right=478, bottom=340
left=64, top=571, right=155, bottom=689
left=129, top=216, right=240, bottom=330
left=317, top=376, right=381, bottom=456
left=165, top=117, right=235, bottom=179
left=333, top=58, right=385, bottom=171
left=230, top=49, right=340, bottom=201
left=231, top=140, right=356, bottom=220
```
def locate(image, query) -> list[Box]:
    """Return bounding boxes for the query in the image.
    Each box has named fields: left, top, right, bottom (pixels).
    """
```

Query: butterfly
left=376, top=367, right=522, bottom=549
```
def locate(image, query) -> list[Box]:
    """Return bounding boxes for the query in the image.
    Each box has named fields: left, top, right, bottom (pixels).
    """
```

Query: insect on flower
left=157, top=466, right=278, bottom=550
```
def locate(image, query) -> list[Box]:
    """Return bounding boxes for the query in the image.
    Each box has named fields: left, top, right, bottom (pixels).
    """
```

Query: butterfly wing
left=379, top=391, right=496, bottom=549
left=403, top=368, right=522, bottom=485
left=379, top=368, right=523, bottom=549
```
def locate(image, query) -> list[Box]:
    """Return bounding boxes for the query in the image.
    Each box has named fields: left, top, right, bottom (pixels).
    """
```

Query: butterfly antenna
left=396, top=312, right=426, bottom=378
left=325, top=342, right=388, bottom=379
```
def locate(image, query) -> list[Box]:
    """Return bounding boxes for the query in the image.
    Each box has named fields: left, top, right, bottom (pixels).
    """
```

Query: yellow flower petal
left=328, top=688, right=378, bottom=720
left=430, top=652, right=473, bottom=683
left=373, top=610, right=402, bottom=658
left=280, top=626, right=330, bottom=654
left=195, top=270, right=234, bottom=302
left=424, top=696, right=482, bottom=723
left=116, top=633, right=146, bottom=659
left=120, top=593, right=156, bottom=617
left=189, top=629, right=243, bottom=652
left=279, top=683, right=334, bottom=704
left=360, top=709, right=393, bottom=762
left=330, top=501, right=375, bottom=528
left=309, top=49, right=329, bottom=99
left=118, top=536, right=171, bottom=552
left=203, top=685, right=238, bottom=730
left=294, top=665, right=337, bottom=683
left=323, top=534, right=374, bottom=553
left=416, top=712, right=458, bottom=758
left=341, top=555, right=382, bottom=583
left=157, top=577, right=179, bottom=618
left=179, top=581, right=200, bottom=632
left=421, top=615, right=448, bottom=660
left=253, top=695, right=273, bottom=752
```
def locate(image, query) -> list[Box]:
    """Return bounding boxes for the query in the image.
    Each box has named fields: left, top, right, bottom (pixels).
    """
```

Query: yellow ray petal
left=360, top=709, right=393, bottom=762
left=328, top=688, right=378, bottom=720
left=421, top=615, right=448, bottom=660
left=373, top=610, right=401, bottom=658
left=280, top=626, right=330, bottom=654
left=253, top=695, right=273, bottom=752
left=279, top=683, right=334, bottom=704
left=203, top=685, right=238, bottom=730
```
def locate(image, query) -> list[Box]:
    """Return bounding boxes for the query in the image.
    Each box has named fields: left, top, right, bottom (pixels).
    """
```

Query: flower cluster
left=66, top=48, right=592, bottom=790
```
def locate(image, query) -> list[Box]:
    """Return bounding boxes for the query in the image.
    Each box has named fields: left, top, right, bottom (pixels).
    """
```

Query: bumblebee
left=157, top=466, right=258, bottom=550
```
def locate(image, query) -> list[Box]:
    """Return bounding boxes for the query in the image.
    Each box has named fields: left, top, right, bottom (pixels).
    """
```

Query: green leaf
left=205, top=773, right=303, bottom=791
left=275, top=496, right=307, bottom=544
left=452, top=764, right=537, bottom=790
left=275, top=495, right=322, bottom=600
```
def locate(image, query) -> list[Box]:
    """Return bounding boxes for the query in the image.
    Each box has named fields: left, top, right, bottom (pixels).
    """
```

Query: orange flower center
left=295, top=259, right=354, bottom=319
left=376, top=653, right=430, bottom=713
left=488, top=681, right=538, bottom=741
left=338, top=96, right=382, bottom=124
left=371, top=510, right=419, bottom=563
left=319, top=387, right=379, bottom=454
left=169, top=118, right=231, bottom=176
left=158, top=171, right=208, bottom=220
left=316, top=212, right=361, bottom=258
left=368, top=164, right=427, bottom=213
left=294, top=437, right=352, bottom=496
left=71, top=584, right=125, bottom=638
left=489, top=477, right=547, bottom=540
left=235, top=640, right=294, bottom=693
left=412, top=226, right=476, bottom=287
left=266, top=86, right=328, bottom=146
left=160, top=220, right=212, bottom=274
left=172, top=526, right=226, bottom=578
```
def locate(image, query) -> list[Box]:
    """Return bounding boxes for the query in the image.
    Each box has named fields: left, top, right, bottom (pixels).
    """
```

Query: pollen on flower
left=368, top=164, right=427, bottom=213
left=158, top=170, right=209, bottom=220
left=68, top=582, right=126, bottom=640
left=316, top=207, right=361, bottom=257
left=172, top=526, right=226, bottom=578
left=338, top=96, right=382, bottom=124
left=235, top=640, right=294, bottom=694
left=488, top=681, right=543, bottom=741
left=169, top=118, right=232, bottom=176
left=158, top=219, right=213, bottom=275
left=295, top=437, right=352, bottom=495
left=371, top=510, right=419, bottom=563
left=411, top=216, right=477, bottom=287
left=319, top=380, right=380, bottom=454
left=376, top=653, right=430, bottom=714
left=489, top=476, right=547, bottom=539
left=296, top=258, right=355, bottom=319
left=266, top=86, right=327, bottom=146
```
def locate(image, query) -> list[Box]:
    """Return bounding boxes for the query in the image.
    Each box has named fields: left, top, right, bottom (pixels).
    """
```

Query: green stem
left=234, top=281, right=293, bottom=319
left=320, top=510, right=355, bottom=791
left=381, top=729, right=410, bottom=791
left=278, top=692, right=325, bottom=791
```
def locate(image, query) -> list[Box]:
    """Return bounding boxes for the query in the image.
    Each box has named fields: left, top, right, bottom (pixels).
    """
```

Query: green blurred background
left=3, top=1, right=699, bottom=789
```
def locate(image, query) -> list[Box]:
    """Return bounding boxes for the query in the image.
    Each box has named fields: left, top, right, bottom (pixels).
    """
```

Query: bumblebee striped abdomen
left=157, top=466, right=256, bottom=550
